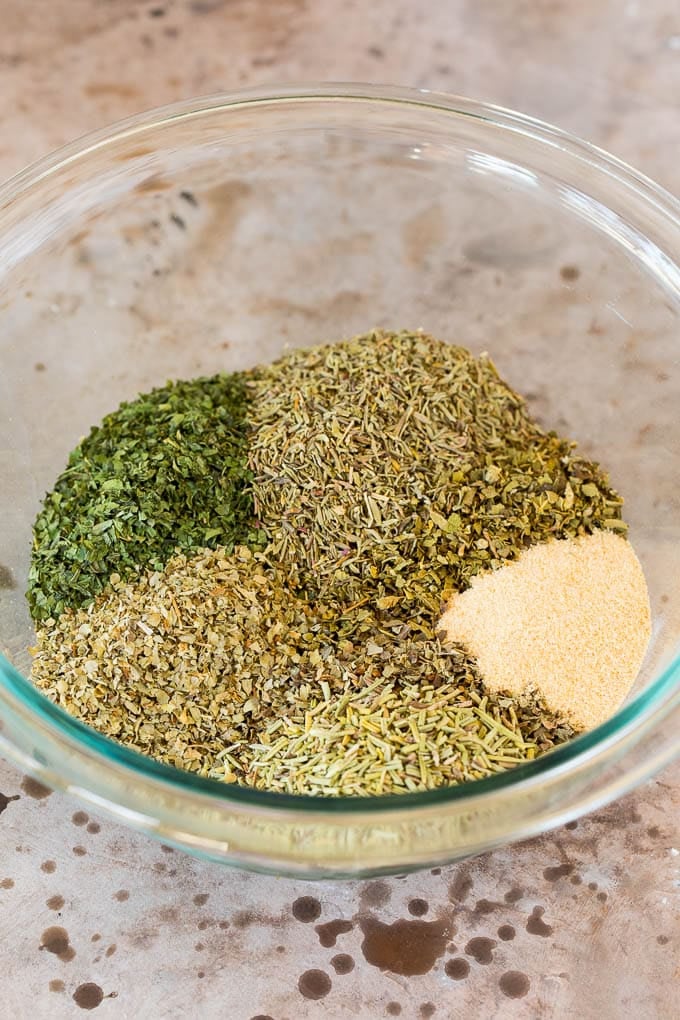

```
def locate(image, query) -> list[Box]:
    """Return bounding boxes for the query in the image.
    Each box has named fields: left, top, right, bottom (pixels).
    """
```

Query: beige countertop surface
left=0, top=2, right=679, bottom=1017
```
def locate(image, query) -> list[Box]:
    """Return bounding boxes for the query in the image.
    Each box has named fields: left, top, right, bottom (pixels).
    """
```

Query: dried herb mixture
left=28, top=330, right=628, bottom=795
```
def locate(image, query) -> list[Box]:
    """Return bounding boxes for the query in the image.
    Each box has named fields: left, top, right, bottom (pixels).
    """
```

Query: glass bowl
left=1, top=84, right=679, bottom=878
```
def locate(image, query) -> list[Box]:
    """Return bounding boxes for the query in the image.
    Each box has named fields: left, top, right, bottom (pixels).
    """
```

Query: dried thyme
left=247, top=329, right=624, bottom=639
left=28, top=374, right=262, bottom=622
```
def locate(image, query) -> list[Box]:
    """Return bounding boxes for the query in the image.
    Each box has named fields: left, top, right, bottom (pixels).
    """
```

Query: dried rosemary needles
left=30, top=330, right=633, bottom=796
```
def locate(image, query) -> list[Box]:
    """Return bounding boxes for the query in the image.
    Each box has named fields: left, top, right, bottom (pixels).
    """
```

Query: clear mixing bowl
left=1, top=84, right=679, bottom=877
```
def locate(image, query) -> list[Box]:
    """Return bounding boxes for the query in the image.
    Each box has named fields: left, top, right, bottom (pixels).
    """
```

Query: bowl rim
left=1, top=81, right=679, bottom=816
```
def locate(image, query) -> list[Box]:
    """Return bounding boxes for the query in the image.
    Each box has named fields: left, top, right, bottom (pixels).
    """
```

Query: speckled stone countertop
left=1, top=2, right=679, bottom=1017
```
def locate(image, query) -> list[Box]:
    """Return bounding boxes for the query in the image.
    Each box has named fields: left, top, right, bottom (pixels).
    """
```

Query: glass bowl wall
left=1, top=86, right=679, bottom=876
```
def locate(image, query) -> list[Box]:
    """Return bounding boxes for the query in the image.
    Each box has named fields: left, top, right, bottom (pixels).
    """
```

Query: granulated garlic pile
left=437, top=530, right=651, bottom=730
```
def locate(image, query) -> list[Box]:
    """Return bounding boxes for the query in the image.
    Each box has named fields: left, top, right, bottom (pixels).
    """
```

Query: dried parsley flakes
left=28, top=374, right=262, bottom=622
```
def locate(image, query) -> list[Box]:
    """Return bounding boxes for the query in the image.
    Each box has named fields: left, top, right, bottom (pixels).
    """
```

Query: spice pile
left=247, top=331, right=626, bottom=631
left=28, top=374, right=259, bottom=622
left=439, top=529, right=651, bottom=730
left=28, top=330, right=650, bottom=796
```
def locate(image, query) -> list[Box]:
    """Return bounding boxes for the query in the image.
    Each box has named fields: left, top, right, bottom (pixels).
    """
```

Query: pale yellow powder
left=437, top=531, right=651, bottom=731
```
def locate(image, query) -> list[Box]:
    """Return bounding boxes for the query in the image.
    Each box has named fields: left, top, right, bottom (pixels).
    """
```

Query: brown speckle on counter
left=360, top=916, right=450, bottom=976
left=504, top=886, right=523, bottom=903
left=20, top=777, right=52, bottom=800
left=448, top=869, right=473, bottom=903
left=474, top=898, right=503, bottom=915
left=445, top=958, right=470, bottom=981
left=232, top=910, right=256, bottom=929
left=84, top=82, right=140, bottom=100
left=315, top=919, right=353, bottom=948
left=72, top=983, right=104, bottom=1010
left=526, top=907, right=553, bottom=938
left=292, top=895, right=321, bottom=922
left=543, top=864, right=574, bottom=882
left=298, top=969, right=332, bottom=1000
left=0, top=792, right=20, bottom=816
left=359, top=880, right=392, bottom=909
left=464, top=937, right=496, bottom=965
left=0, top=564, right=17, bottom=589
left=39, top=926, right=75, bottom=962
left=330, top=953, right=355, bottom=974
left=499, top=971, right=531, bottom=999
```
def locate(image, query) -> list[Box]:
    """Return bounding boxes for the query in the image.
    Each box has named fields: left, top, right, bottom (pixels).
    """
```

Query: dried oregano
left=27, top=374, right=262, bottom=622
